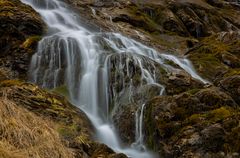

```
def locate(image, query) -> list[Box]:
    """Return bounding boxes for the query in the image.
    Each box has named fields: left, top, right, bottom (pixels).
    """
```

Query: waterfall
left=132, top=103, right=146, bottom=151
left=21, top=0, right=208, bottom=157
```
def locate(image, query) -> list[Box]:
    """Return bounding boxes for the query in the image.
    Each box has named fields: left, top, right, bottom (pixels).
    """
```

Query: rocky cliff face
left=144, top=87, right=240, bottom=157
left=67, top=0, right=240, bottom=53
left=64, top=0, right=240, bottom=157
left=0, top=0, right=240, bottom=158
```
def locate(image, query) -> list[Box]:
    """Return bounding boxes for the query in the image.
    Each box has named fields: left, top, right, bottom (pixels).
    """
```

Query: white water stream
left=21, top=0, right=208, bottom=157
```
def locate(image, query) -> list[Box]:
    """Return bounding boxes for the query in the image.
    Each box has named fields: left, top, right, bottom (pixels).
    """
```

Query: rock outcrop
left=144, top=87, right=240, bottom=157
left=67, top=0, right=240, bottom=53
left=0, top=0, right=46, bottom=80
left=64, top=1, right=240, bottom=157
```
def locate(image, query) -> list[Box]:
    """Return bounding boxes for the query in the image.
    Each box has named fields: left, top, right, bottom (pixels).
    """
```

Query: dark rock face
left=113, top=104, right=137, bottom=144
left=0, top=0, right=46, bottom=80
left=219, top=75, right=240, bottom=105
left=144, top=87, right=240, bottom=157
left=67, top=0, right=240, bottom=53
left=64, top=2, right=240, bottom=156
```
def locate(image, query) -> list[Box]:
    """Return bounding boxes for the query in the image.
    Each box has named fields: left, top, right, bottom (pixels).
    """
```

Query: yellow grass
left=0, top=97, right=74, bottom=158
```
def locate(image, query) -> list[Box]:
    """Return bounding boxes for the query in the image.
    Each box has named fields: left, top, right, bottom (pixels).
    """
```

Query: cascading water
left=21, top=0, right=208, bottom=157
left=132, top=103, right=146, bottom=151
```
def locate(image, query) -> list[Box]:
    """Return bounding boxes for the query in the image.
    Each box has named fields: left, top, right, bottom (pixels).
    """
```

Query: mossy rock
left=52, top=85, right=70, bottom=99
left=0, top=0, right=46, bottom=80
left=20, top=35, right=42, bottom=50
left=188, top=32, right=240, bottom=82
left=143, top=86, right=239, bottom=157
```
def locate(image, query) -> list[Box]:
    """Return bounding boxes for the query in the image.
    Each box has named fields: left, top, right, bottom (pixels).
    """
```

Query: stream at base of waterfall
left=21, top=0, right=208, bottom=157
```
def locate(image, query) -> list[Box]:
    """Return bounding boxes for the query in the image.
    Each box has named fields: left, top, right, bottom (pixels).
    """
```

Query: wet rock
left=113, top=104, right=137, bottom=144
left=112, top=84, right=164, bottom=145
left=110, top=55, right=206, bottom=145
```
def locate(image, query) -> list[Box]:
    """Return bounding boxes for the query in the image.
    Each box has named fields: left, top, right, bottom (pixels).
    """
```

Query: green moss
left=21, top=36, right=42, bottom=49
left=207, top=107, right=231, bottom=121
left=58, top=126, right=74, bottom=138
left=159, top=66, right=167, bottom=76
left=188, top=113, right=205, bottom=124
left=224, top=69, right=240, bottom=77
left=29, top=95, right=46, bottom=101
left=187, top=31, right=240, bottom=80
left=0, top=1, right=14, bottom=6
left=75, top=133, right=91, bottom=147
left=164, top=59, right=180, bottom=68
left=52, top=85, right=69, bottom=98
left=187, top=88, right=201, bottom=95
left=189, top=49, right=227, bottom=80
left=225, top=126, right=240, bottom=153
left=132, top=73, right=142, bottom=86
left=187, top=107, right=232, bottom=126
left=127, top=5, right=160, bottom=33
left=0, top=80, right=23, bottom=87
left=202, top=37, right=230, bottom=53
left=144, top=101, right=156, bottom=150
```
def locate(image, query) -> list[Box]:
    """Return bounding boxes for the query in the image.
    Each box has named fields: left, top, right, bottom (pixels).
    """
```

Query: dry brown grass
left=0, top=97, right=74, bottom=158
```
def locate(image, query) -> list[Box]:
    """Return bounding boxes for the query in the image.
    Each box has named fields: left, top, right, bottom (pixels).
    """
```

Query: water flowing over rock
left=21, top=0, right=209, bottom=157
left=1, top=0, right=240, bottom=158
